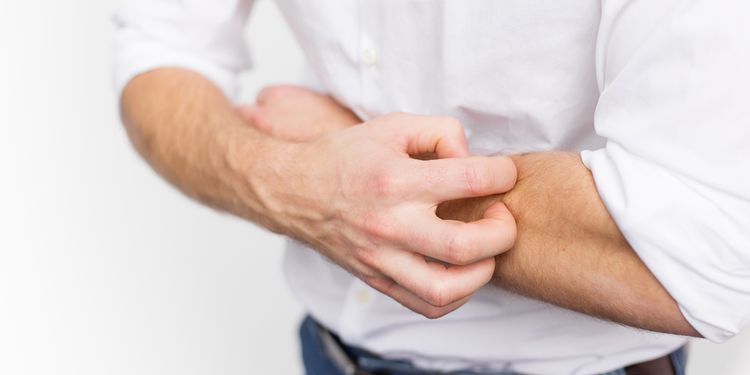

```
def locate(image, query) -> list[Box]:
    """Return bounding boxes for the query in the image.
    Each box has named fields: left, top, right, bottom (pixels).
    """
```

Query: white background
left=0, top=1, right=748, bottom=374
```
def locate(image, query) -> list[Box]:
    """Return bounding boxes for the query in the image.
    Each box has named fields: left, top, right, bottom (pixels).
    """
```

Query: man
left=114, top=1, right=750, bottom=374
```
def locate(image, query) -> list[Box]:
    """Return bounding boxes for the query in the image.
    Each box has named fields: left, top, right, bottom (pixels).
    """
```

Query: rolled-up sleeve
left=113, top=0, right=254, bottom=99
left=582, top=0, right=750, bottom=342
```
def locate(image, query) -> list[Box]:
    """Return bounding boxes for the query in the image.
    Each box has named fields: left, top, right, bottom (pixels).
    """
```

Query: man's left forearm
left=440, top=151, right=700, bottom=336
left=242, top=87, right=701, bottom=335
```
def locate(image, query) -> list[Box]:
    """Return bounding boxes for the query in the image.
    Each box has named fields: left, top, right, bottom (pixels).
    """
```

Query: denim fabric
left=299, top=316, right=343, bottom=375
left=299, top=316, right=686, bottom=375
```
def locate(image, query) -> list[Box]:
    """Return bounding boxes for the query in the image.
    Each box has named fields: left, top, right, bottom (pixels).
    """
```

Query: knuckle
left=446, top=233, right=464, bottom=264
left=462, top=165, right=490, bottom=195
left=446, top=232, right=474, bottom=265
left=421, top=306, right=449, bottom=320
left=361, top=273, right=381, bottom=287
left=369, top=169, right=403, bottom=198
left=425, top=283, right=452, bottom=307
left=369, top=276, right=396, bottom=294
left=360, top=211, right=389, bottom=239
left=353, top=246, right=377, bottom=267
left=410, top=231, right=433, bottom=252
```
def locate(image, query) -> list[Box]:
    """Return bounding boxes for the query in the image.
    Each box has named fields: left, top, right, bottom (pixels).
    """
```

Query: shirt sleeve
left=582, top=0, right=750, bottom=342
left=113, top=0, right=254, bottom=100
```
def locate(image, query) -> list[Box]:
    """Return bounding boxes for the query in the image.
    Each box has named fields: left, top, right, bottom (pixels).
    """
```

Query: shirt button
left=354, top=288, right=372, bottom=304
left=361, top=48, right=379, bottom=66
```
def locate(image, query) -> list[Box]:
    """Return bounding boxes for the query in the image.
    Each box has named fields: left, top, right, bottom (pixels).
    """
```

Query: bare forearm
left=441, top=152, right=699, bottom=336
left=120, top=68, right=286, bottom=231
left=122, top=77, right=521, bottom=318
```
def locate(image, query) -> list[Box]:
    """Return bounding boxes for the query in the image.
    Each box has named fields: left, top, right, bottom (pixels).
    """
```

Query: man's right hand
left=121, top=69, right=517, bottom=318
left=254, top=112, right=518, bottom=318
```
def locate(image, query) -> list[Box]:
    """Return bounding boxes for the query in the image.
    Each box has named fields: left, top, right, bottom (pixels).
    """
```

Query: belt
left=624, top=356, right=676, bottom=375
left=313, top=320, right=678, bottom=375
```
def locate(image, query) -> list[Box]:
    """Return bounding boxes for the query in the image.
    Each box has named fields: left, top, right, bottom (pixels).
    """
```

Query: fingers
left=400, top=202, right=517, bottom=265
left=355, top=203, right=512, bottom=317
left=376, top=113, right=470, bottom=158
left=407, top=155, right=517, bottom=201
left=237, top=105, right=256, bottom=122
left=338, top=112, right=520, bottom=317
left=256, top=85, right=361, bottom=126
left=371, top=113, right=516, bottom=201
left=237, top=105, right=276, bottom=134
left=366, top=247, right=496, bottom=308
left=237, top=105, right=262, bottom=124
left=366, top=275, right=473, bottom=318
left=256, top=85, right=311, bottom=106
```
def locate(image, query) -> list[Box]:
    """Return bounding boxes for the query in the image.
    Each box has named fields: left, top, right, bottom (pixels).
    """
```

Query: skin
left=120, top=68, right=517, bottom=319
left=240, top=85, right=701, bottom=337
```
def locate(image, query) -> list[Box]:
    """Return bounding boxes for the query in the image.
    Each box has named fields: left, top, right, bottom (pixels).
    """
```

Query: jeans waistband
left=300, top=315, right=686, bottom=375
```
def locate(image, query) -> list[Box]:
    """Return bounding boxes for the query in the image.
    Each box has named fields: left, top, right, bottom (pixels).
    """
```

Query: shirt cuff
left=114, top=35, right=243, bottom=102
left=582, top=146, right=750, bottom=342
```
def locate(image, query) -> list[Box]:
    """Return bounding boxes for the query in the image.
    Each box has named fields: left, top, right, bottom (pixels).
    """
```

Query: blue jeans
left=299, top=316, right=686, bottom=375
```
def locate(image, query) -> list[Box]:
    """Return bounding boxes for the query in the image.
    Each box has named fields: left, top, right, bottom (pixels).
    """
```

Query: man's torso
left=275, top=1, right=687, bottom=374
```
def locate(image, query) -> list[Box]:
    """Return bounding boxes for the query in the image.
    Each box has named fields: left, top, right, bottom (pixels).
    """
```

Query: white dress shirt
left=114, top=1, right=750, bottom=374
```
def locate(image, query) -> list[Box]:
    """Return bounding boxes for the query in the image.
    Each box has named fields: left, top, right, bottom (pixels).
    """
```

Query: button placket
left=360, top=46, right=379, bottom=67
left=357, top=0, right=384, bottom=117
left=337, top=279, right=375, bottom=343
left=337, top=2, right=385, bottom=343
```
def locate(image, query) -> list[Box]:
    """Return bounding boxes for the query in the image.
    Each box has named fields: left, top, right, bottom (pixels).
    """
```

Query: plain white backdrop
left=0, top=1, right=748, bottom=374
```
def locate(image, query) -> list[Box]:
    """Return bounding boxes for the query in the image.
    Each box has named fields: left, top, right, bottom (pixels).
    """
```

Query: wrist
left=216, top=122, right=302, bottom=232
